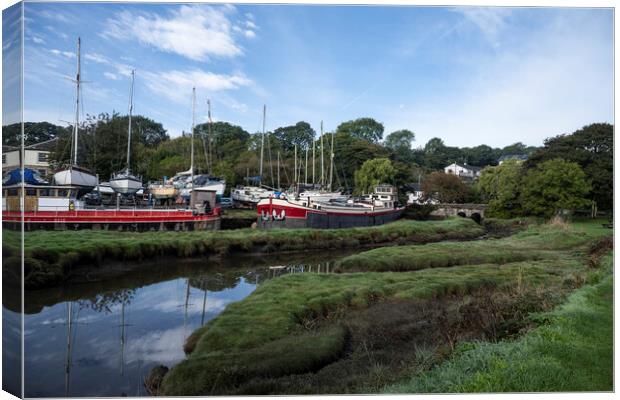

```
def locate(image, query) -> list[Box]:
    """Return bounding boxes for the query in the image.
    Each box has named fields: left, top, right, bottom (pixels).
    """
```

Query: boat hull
left=256, top=198, right=404, bottom=229
left=53, top=168, right=98, bottom=196
left=149, top=186, right=178, bottom=199
left=110, top=176, right=142, bottom=195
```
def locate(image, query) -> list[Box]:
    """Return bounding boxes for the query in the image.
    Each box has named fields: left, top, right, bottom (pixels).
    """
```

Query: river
left=2, top=252, right=346, bottom=397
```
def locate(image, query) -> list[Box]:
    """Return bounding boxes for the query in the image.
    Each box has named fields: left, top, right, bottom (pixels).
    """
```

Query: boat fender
left=69, top=200, right=75, bottom=211
left=261, top=210, right=270, bottom=221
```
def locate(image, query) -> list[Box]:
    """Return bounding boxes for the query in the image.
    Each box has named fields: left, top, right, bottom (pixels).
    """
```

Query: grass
left=160, top=220, right=609, bottom=395
left=336, top=222, right=596, bottom=272
left=221, top=208, right=257, bottom=219
left=385, top=253, right=613, bottom=393
left=5, top=218, right=485, bottom=289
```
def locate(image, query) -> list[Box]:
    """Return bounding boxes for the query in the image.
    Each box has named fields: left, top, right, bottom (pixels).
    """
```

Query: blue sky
left=8, top=3, right=614, bottom=147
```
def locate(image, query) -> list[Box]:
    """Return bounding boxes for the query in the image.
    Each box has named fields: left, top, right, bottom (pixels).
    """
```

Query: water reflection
left=6, top=252, right=345, bottom=397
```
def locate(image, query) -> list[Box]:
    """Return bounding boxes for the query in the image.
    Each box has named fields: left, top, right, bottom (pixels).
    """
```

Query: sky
left=4, top=2, right=614, bottom=147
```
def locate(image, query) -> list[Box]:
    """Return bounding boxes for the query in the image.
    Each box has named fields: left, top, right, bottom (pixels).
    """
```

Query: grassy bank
left=4, top=218, right=485, bottom=289
left=160, top=221, right=610, bottom=395
left=385, top=253, right=613, bottom=393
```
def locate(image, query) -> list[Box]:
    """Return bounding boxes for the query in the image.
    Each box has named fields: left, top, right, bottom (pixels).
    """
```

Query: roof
left=498, top=154, right=528, bottom=162
left=448, top=163, right=483, bottom=172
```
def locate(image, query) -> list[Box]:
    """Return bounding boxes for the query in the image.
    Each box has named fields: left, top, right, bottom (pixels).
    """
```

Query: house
left=404, top=183, right=437, bottom=205
left=498, top=154, right=528, bottom=165
left=444, top=163, right=482, bottom=179
left=2, top=138, right=57, bottom=176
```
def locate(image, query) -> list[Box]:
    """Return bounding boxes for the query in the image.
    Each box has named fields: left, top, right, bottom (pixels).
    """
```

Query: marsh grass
left=9, top=218, right=485, bottom=289
left=161, top=221, right=610, bottom=395
left=385, top=253, right=613, bottom=393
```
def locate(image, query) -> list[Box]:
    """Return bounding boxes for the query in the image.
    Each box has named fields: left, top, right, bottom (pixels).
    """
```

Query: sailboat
left=53, top=37, right=98, bottom=195
left=178, top=90, right=226, bottom=202
left=231, top=105, right=274, bottom=207
left=110, top=70, right=142, bottom=195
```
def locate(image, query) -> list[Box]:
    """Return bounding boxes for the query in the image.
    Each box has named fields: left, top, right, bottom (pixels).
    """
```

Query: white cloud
left=31, top=36, right=45, bottom=44
left=50, top=49, right=75, bottom=58
left=384, top=12, right=612, bottom=147
left=143, top=68, right=252, bottom=104
left=85, top=52, right=109, bottom=64
left=452, top=7, right=512, bottom=48
left=103, top=72, right=119, bottom=80
left=244, top=30, right=256, bottom=39
left=245, top=20, right=257, bottom=29
left=101, top=5, right=242, bottom=61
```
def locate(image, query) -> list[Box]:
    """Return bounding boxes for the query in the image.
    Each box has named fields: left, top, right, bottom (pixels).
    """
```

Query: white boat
left=296, top=190, right=347, bottom=203
left=53, top=37, right=97, bottom=196
left=110, top=169, right=142, bottom=195
left=231, top=186, right=273, bottom=205
left=110, top=70, right=142, bottom=195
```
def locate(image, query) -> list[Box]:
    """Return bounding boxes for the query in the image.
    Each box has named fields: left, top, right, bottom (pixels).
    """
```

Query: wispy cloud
left=143, top=68, right=252, bottom=104
left=101, top=5, right=243, bottom=61
left=452, top=7, right=512, bottom=48
left=103, top=72, right=119, bottom=80
left=50, top=48, right=75, bottom=58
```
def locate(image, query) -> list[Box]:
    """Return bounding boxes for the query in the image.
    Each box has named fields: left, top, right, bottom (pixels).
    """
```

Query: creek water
left=2, top=252, right=346, bottom=397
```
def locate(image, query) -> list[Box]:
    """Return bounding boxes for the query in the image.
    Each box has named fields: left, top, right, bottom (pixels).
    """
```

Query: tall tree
left=354, top=158, right=395, bottom=195
left=477, top=159, right=524, bottom=218
left=520, top=159, right=591, bottom=217
left=525, top=123, right=613, bottom=210
left=421, top=171, right=470, bottom=203
left=273, top=121, right=315, bottom=153
left=336, top=117, right=384, bottom=143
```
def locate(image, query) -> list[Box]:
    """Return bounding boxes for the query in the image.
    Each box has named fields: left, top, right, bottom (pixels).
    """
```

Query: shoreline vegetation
left=5, top=218, right=488, bottom=289
left=158, top=219, right=612, bottom=395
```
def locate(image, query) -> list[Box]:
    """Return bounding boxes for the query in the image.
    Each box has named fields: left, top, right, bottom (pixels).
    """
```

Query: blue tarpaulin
left=3, top=168, right=49, bottom=186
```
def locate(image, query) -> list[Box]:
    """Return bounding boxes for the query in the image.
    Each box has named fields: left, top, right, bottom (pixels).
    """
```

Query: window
left=39, top=189, right=51, bottom=197
left=26, top=188, right=37, bottom=196
left=2, top=154, right=5, bottom=164
left=58, top=189, right=68, bottom=197
left=37, top=152, right=49, bottom=163
left=7, top=188, right=18, bottom=196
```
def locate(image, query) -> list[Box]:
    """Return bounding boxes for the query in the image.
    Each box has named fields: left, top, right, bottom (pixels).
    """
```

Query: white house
left=444, top=163, right=482, bottom=179
left=2, top=138, right=56, bottom=176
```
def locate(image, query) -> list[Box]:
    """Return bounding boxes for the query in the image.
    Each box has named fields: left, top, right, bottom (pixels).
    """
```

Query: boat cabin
left=372, top=185, right=398, bottom=208
left=3, top=184, right=82, bottom=212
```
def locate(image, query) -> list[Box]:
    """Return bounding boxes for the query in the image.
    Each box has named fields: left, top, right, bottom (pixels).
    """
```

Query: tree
left=423, top=137, right=464, bottom=170
left=333, top=132, right=390, bottom=191
left=273, top=121, right=316, bottom=153
left=354, top=158, right=395, bottom=195
left=2, top=122, right=69, bottom=147
left=421, top=172, right=470, bottom=203
left=385, top=129, right=416, bottom=164
left=525, top=123, right=613, bottom=210
left=462, top=145, right=501, bottom=166
left=520, top=159, right=591, bottom=217
left=336, top=118, right=384, bottom=143
left=477, top=159, right=524, bottom=218
left=385, top=129, right=415, bottom=150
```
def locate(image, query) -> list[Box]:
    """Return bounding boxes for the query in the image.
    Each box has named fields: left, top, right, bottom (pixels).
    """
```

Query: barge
left=2, top=183, right=220, bottom=231
left=257, top=184, right=404, bottom=229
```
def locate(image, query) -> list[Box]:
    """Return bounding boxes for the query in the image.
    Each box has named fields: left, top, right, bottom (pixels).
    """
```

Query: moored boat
left=257, top=184, right=404, bottom=229
left=53, top=37, right=97, bottom=196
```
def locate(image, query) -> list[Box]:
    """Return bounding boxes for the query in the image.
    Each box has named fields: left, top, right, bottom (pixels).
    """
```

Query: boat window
left=69, top=189, right=77, bottom=197
left=39, top=189, right=51, bottom=197
left=26, top=188, right=37, bottom=196
left=7, top=188, right=18, bottom=196
left=58, top=189, right=68, bottom=197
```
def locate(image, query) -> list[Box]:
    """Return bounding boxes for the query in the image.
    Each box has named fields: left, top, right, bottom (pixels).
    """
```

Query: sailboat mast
left=329, top=129, right=334, bottom=191
left=207, top=99, right=213, bottom=172
left=305, top=147, right=308, bottom=184
left=259, top=105, right=266, bottom=186
left=126, top=70, right=134, bottom=171
left=320, top=121, right=324, bottom=186
left=277, top=151, right=281, bottom=189
left=294, top=145, right=297, bottom=187
left=191, top=87, right=196, bottom=185
left=73, top=38, right=82, bottom=165
left=312, top=134, right=315, bottom=185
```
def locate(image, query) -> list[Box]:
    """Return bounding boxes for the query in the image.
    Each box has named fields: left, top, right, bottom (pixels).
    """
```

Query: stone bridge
left=430, top=203, right=487, bottom=222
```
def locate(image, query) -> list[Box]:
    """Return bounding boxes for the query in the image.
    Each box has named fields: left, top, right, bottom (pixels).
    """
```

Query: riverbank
left=4, top=218, right=485, bottom=289
left=385, top=252, right=613, bottom=393
left=159, top=220, right=611, bottom=395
